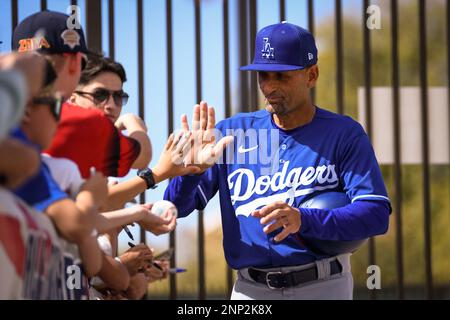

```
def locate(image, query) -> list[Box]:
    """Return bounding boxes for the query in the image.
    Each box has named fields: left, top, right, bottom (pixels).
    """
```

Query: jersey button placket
left=278, top=139, right=288, bottom=164
left=267, top=138, right=289, bottom=266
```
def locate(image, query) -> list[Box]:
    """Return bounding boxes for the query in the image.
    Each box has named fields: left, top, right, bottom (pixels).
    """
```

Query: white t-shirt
left=97, top=234, right=113, bottom=256
left=41, top=155, right=134, bottom=299
left=39, top=155, right=91, bottom=299
left=89, top=235, right=113, bottom=299
left=41, top=154, right=84, bottom=199
left=0, top=187, right=65, bottom=299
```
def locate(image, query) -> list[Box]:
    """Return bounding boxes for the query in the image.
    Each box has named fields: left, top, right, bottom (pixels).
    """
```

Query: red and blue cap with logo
left=12, top=10, right=88, bottom=54
left=240, top=22, right=318, bottom=72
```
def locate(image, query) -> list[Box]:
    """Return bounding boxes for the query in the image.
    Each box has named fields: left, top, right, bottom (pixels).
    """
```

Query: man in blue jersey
left=164, top=22, right=390, bottom=300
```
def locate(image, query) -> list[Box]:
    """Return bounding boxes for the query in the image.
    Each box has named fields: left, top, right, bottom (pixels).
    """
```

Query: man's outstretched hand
left=152, top=101, right=234, bottom=181
left=180, top=101, right=234, bottom=174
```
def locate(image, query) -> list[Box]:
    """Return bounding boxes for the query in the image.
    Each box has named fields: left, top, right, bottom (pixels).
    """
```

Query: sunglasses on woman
left=32, top=95, right=63, bottom=121
left=74, top=88, right=129, bottom=107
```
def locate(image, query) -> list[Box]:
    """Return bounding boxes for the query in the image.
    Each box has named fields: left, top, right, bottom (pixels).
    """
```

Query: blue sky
left=0, top=0, right=361, bottom=252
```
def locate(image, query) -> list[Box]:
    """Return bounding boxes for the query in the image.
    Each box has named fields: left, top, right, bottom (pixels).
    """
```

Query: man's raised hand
left=180, top=101, right=234, bottom=173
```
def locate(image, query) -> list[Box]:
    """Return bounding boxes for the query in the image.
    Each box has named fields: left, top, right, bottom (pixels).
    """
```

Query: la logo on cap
left=261, top=38, right=274, bottom=60
left=61, top=29, right=80, bottom=49
left=18, top=37, right=50, bottom=52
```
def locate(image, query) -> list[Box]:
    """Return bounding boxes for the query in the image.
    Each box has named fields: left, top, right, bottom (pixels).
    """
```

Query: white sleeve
left=97, top=235, right=113, bottom=256
left=41, top=155, right=85, bottom=198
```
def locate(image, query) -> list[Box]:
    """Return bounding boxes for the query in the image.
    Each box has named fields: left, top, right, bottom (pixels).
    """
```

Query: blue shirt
left=164, top=107, right=390, bottom=269
left=11, top=128, right=68, bottom=211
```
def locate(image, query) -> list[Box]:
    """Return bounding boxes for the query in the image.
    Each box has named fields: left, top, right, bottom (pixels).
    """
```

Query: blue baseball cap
left=240, top=22, right=318, bottom=72
left=12, top=10, right=88, bottom=54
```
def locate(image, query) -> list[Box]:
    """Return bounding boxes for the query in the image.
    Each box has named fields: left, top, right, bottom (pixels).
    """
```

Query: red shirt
left=45, top=103, right=140, bottom=178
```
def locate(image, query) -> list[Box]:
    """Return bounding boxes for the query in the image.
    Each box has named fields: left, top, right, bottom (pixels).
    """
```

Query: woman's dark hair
left=79, top=52, right=127, bottom=85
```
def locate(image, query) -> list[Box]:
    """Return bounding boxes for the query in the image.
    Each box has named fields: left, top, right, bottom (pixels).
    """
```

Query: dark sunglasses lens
left=112, top=92, right=128, bottom=106
left=50, top=98, right=62, bottom=121
left=93, top=89, right=110, bottom=104
left=122, top=94, right=129, bottom=106
left=54, top=99, right=62, bottom=120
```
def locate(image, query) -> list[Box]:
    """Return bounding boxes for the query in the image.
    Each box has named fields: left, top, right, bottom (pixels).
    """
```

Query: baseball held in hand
left=151, top=200, right=178, bottom=219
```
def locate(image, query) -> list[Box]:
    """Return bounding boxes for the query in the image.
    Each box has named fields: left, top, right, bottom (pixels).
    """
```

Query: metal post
left=166, top=0, right=177, bottom=300
left=194, top=0, right=206, bottom=301
left=418, top=0, right=433, bottom=300
left=390, top=0, right=404, bottom=300
left=238, top=0, right=250, bottom=113
left=448, top=0, right=450, bottom=164
left=308, top=0, right=315, bottom=103
left=249, top=0, right=258, bottom=111
left=223, top=0, right=234, bottom=299
left=279, top=0, right=286, bottom=22
left=447, top=0, right=450, bottom=169
left=11, top=0, right=18, bottom=31
left=86, top=0, right=102, bottom=53
left=335, top=0, right=344, bottom=114
left=108, top=0, right=115, bottom=59
left=363, top=0, right=377, bottom=300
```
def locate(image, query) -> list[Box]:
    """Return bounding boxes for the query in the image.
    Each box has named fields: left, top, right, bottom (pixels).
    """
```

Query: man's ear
left=69, top=94, right=77, bottom=104
left=307, top=65, right=319, bottom=89
left=68, top=54, right=80, bottom=75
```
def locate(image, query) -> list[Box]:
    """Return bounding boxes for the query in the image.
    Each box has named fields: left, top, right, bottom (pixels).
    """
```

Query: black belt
left=248, top=260, right=343, bottom=290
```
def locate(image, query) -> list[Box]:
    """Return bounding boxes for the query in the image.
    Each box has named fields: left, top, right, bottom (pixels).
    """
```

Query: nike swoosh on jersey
left=238, top=145, right=259, bottom=153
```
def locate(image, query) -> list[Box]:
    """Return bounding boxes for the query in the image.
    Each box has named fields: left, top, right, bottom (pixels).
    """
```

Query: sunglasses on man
left=74, top=88, right=129, bottom=107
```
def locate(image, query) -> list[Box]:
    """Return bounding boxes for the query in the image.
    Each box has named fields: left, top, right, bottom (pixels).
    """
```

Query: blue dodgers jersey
left=165, top=107, right=390, bottom=269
